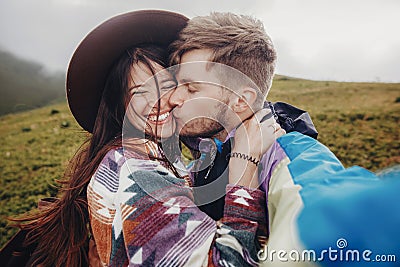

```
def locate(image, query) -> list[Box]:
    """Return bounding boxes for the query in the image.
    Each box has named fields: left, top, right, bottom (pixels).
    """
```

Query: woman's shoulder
left=96, top=141, right=169, bottom=177
left=101, top=144, right=153, bottom=165
left=100, top=147, right=126, bottom=171
left=89, top=146, right=151, bottom=195
left=88, top=147, right=125, bottom=194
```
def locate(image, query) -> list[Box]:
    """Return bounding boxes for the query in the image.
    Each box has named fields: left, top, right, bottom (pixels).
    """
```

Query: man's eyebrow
left=178, top=78, right=194, bottom=84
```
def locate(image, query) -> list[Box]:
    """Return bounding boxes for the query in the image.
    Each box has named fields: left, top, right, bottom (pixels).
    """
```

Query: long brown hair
left=12, top=44, right=177, bottom=266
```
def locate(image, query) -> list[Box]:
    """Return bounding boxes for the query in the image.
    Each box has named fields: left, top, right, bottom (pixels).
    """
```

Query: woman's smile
left=147, top=111, right=172, bottom=125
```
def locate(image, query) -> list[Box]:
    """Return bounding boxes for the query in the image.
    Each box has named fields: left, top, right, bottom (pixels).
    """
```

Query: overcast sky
left=0, top=0, right=399, bottom=82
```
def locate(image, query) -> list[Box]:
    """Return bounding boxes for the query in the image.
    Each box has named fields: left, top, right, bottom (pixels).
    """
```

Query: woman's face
left=125, top=61, right=177, bottom=139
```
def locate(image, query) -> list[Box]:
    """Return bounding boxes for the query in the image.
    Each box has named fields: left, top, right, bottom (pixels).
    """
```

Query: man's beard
left=178, top=103, right=228, bottom=138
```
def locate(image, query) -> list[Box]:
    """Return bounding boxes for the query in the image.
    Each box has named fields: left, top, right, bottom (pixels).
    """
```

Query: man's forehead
left=181, top=49, right=213, bottom=63
left=175, top=61, right=211, bottom=82
left=174, top=49, right=215, bottom=81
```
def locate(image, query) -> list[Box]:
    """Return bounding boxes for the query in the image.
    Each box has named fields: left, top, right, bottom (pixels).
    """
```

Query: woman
left=12, top=10, right=281, bottom=266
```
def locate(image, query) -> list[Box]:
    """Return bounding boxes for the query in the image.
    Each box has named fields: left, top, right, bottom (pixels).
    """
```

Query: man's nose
left=168, top=85, right=185, bottom=107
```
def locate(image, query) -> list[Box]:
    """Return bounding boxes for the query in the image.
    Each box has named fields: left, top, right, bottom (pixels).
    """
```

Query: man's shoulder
left=268, top=101, right=318, bottom=139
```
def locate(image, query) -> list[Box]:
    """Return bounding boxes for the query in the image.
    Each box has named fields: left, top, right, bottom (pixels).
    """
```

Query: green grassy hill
left=0, top=76, right=399, bottom=247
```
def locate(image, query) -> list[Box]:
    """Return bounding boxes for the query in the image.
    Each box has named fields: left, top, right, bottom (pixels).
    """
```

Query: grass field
left=0, top=76, right=399, bottom=247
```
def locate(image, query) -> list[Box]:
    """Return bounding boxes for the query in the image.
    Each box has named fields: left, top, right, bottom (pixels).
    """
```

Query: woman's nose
left=156, top=89, right=175, bottom=109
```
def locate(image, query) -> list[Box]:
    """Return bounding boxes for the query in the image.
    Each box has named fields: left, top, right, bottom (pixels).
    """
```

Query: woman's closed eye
left=131, top=90, right=148, bottom=95
left=130, top=85, right=149, bottom=95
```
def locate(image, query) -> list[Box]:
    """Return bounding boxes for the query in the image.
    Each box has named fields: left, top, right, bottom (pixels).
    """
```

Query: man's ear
left=231, top=87, right=258, bottom=113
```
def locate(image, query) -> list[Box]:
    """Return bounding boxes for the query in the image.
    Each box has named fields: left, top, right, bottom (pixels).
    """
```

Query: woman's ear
left=231, top=87, right=258, bottom=113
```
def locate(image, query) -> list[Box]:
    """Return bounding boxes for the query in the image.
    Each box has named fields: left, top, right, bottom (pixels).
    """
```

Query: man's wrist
left=227, top=152, right=260, bottom=166
left=228, top=157, right=259, bottom=188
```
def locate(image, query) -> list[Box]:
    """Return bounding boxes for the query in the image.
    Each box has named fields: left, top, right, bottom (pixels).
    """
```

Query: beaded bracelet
left=227, top=152, right=260, bottom=166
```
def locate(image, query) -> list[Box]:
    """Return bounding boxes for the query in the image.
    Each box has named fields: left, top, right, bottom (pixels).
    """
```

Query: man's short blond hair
left=169, top=12, right=277, bottom=100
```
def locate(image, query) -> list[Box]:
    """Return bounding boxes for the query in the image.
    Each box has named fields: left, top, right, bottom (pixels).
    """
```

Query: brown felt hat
left=66, top=10, right=188, bottom=132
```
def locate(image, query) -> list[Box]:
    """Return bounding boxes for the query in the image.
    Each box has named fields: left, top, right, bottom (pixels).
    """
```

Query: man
left=168, top=12, right=400, bottom=266
left=168, top=12, right=316, bottom=220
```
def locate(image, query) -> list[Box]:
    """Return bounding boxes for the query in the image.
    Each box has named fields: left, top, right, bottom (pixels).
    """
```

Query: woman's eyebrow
left=129, top=84, right=143, bottom=90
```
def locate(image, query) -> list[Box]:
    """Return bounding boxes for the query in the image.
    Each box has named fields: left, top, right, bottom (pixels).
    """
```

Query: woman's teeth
left=148, top=112, right=169, bottom=122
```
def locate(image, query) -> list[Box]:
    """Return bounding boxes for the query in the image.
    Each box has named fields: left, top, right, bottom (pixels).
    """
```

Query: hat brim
left=66, top=10, right=188, bottom=133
